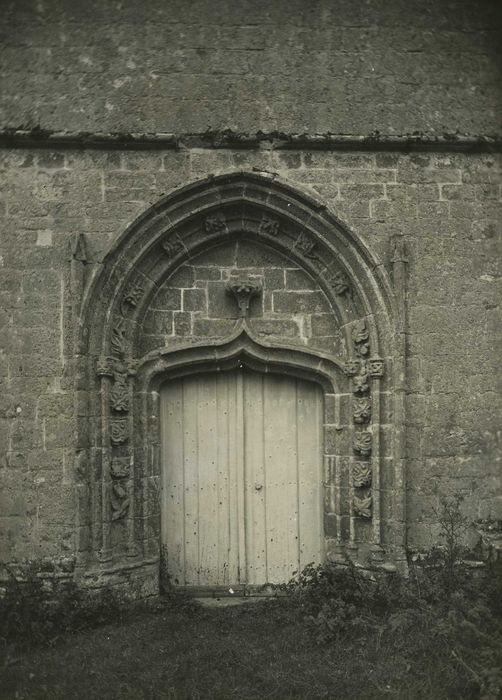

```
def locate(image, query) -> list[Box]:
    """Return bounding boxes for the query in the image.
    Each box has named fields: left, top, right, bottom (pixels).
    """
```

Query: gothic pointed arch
left=75, top=171, right=406, bottom=590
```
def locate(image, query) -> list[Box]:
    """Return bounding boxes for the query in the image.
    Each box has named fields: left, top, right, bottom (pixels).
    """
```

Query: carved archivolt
left=76, top=172, right=402, bottom=579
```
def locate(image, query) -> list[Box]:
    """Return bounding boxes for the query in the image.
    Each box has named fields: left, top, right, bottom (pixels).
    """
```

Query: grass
left=0, top=585, right=498, bottom=700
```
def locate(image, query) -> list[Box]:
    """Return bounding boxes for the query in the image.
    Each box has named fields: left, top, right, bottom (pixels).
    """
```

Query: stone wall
left=0, top=146, right=500, bottom=568
left=1, top=0, right=501, bottom=136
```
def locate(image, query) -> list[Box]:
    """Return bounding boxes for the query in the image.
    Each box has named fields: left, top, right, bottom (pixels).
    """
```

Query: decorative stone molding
left=352, top=462, right=372, bottom=488
left=110, top=371, right=130, bottom=412
left=226, top=280, right=263, bottom=318
left=326, top=269, right=350, bottom=295
left=111, top=319, right=127, bottom=357
left=354, top=431, right=372, bottom=456
left=343, top=359, right=360, bottom=376
left=294, top=232, right=324, bottom=267
left=353, top=494, right=372, bottom=518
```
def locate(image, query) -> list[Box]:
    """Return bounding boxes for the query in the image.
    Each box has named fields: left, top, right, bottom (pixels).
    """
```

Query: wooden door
left=160, top=369, right=323, bottom=590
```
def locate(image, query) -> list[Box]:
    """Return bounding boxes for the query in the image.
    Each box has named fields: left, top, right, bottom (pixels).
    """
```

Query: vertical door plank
left=263, top=374, right=299, bottom=584
left=182, top=378, right=200, bottom=585
left=227, top=371, right=241, bottom=584
left=296, top=379, right=323, bottom=573
left=160, top=380, right=185, bottom=585
left=243, top=371, right=267, bottom=585
left=196, top=374, right=219, bottom=585
left=216, top=372, right=232, bottom=585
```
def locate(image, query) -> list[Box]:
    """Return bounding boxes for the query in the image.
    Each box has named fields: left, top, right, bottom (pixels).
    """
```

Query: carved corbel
left=226, top=280, right=262, bottom=318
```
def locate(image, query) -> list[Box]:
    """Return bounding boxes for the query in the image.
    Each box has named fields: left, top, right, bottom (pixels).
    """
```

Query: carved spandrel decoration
left=111, top=481, right=130, bottom=521
left=161, top=232, right=187, bottom=259
left=353, top=493, right=372, bottom=518
left=205, top=214, right=226, bottom=233
left=368, top=357, right=385, bottom=377
left=259, top=216, right=279, bottom=236
left=352, top=319, right=369, bottom=357
left=226, top=280, right=263, bottom=318
left=110, top=419, right=128, bottom=445
left=353, top=462, right=372, bottom=488
left=354, top=431, right=372, bottom=456
left=353, top=397, right=371, bottom=424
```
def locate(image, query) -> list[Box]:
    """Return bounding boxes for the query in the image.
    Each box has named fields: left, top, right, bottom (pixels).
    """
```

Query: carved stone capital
left=96, top=356, right=114, bottom=377
left=368, top=357, right=385, bottom=377
left=226, top=280, right=263, bottom=318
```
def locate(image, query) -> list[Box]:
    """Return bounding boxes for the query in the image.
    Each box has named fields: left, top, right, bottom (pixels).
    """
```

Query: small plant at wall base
left=285, top=495, right=502, bottom=700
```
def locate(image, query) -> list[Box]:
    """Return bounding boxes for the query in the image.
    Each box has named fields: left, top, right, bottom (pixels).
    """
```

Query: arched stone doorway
left=75, top=172, right=405, bottom=596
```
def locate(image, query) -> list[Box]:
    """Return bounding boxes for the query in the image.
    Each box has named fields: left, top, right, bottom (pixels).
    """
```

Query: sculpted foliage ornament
left=327, top=269, right=350, bottom=295
left=294, top=232, right=324, bottom=267
left=259, top=216, right=279, bottom=236
left=352, top=319, right=370, bottom=356
left=353, top=494, right=372, bottom=518
left=111, top=319, right=126, bottom=357
left=110, top=419, right=128, bottom=445
left=353, top=371, right=369, bottom=395
left=353, top=397, right=371, bottom=424
left=111, top=457, right=131, bottom=479
left=354, top=431, right=372, bottom=456
left=205, top=214, right=226, bottom=233
left=122, top=280, right=144, bottom=313
left=110, top=372, right=130, bottom=412
left=111, top=482, right=130, bottom=521
left=96, top=356, right=114, bottom=377
left=368, top=357, right=385, bottom=377
left=352, top=462, right=372, bottom=488
left=161, top=232, right=187, bottom=258
left=343, top=359, right=360, bottom=376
